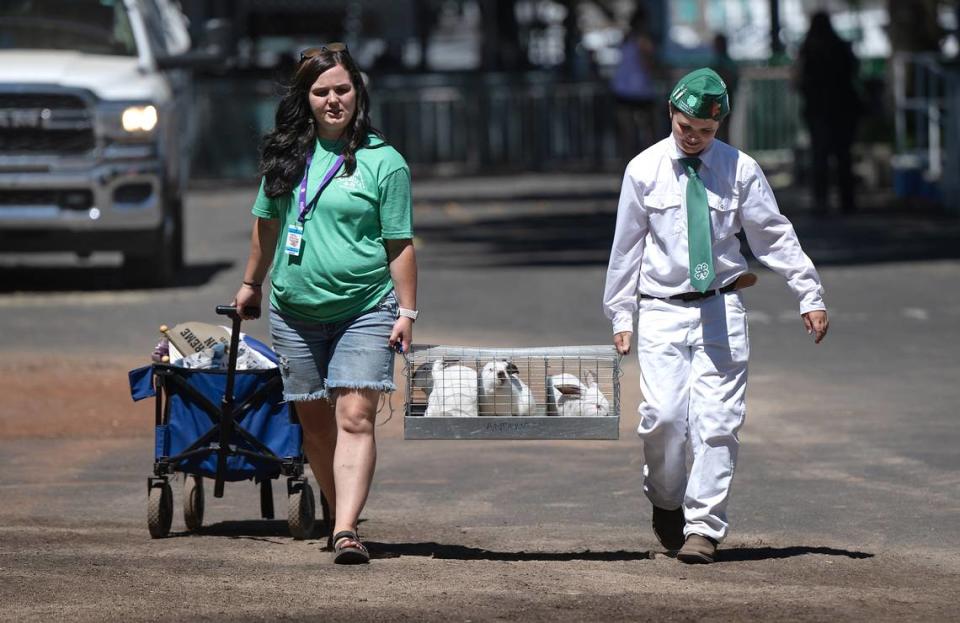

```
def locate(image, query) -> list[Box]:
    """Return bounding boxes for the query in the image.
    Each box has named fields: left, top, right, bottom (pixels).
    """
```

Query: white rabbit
left=580, top=370, right=611, bottom=417
left=546, top=371, right=610, bottom=417
left=546, top=373, right=584, bottom=417
left=480, top=359, right=537, bottom=416
left=424, top=359, right=478, bottom=417
left=508, top=370, right=537, bottom=416
left=479, top=359, right=513, bottom=416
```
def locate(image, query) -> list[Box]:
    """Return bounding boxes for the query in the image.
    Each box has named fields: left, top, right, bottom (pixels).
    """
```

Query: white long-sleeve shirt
left=603, top=137, right=825, bottom=335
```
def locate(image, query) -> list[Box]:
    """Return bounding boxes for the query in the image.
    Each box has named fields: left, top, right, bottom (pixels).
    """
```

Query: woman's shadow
left=166, top=518, right=335, bottom=545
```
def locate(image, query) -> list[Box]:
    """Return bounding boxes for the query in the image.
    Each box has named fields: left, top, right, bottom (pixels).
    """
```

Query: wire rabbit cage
left=402, top=345, right=621, bottom=440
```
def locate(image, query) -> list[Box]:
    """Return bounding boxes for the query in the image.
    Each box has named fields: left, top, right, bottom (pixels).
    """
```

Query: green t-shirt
left=252, top=134, right=413, bottom=323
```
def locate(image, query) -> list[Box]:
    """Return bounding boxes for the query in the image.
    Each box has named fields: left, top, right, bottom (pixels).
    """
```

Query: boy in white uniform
left=603, top=68, right=829, bottom=563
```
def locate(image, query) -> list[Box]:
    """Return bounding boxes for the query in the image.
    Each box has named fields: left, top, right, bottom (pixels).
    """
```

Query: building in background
left=177, top=0, right=959, bottom=214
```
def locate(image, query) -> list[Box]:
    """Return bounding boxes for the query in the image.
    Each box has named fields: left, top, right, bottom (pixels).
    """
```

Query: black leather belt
left=640, top=282, right=738, bottom=302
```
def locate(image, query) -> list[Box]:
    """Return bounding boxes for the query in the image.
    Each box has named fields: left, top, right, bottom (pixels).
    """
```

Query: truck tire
left=123, top=196, right=183, bottom=288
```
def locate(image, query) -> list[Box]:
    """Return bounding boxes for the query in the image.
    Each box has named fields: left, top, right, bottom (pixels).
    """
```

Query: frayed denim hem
left=283, top=389, right=328, bottom=403
left=325, top=380, right=396, bottom=394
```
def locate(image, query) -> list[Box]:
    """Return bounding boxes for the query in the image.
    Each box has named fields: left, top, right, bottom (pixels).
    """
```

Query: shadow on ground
left=367, top=541, right=654, bottom=562
left=416, top=211, right=617, bottom=267
left=366, top=542, right=872, bottom=563
left=0, top=261, right=232, bottom=292
left=719, top=545, right=874, bottom=563
left=169, top=518, right=343, bottom=542
left=415, top=190, right=960, bottom=268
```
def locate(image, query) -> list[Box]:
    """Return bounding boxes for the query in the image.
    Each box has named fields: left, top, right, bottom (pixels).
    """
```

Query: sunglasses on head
left=299, top=42, right=348, bottom=62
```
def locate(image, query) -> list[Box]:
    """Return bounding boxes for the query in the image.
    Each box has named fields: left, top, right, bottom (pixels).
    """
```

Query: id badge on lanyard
left=285, top=223, right=304, bottom=255
left=285, top=152, right=346, bottom=257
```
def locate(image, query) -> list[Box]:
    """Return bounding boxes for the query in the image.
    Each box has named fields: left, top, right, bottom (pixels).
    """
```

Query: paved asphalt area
left=1, top=175, right=958, bottom=621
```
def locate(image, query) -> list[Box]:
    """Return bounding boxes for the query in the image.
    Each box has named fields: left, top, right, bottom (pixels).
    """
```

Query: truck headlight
left=121, top=105, right=158, bottom=132
left=98, top=102, right=160, bottom=143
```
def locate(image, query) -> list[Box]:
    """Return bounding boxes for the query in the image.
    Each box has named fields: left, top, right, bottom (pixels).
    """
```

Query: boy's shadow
left=719, top=545, right=873, bottom=562
left=366, top=542, right=873, bottom=563
left=367, top=542, right=653, bottom=561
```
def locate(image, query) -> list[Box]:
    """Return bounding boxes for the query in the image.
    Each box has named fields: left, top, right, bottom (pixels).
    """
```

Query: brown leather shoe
left=677, top=534, right=717, bottom=564
left=652, top=505, right=685, bottom=551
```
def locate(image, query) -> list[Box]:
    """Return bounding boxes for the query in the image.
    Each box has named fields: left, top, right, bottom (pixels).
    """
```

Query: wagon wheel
left=147, top=480, right=173, bottom=538
left=183, top=475, right=204, bottom=531
left=288, top=481, right=315, bottom=540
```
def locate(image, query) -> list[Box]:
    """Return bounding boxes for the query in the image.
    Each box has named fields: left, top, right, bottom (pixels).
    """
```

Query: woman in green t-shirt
left=233, top=43, right=417, bottom=565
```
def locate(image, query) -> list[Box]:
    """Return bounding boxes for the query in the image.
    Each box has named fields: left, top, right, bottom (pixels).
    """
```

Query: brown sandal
left=333, top=530, right=369, bottom=564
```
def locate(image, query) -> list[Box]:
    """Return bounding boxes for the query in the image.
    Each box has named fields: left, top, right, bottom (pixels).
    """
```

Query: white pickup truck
left=0, top=0, right=204, bottom=285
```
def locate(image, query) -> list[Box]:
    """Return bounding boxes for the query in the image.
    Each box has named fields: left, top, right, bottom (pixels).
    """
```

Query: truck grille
left=0, top=92, right=95, bottom=155
left=0, top=189, right=94, bottom=211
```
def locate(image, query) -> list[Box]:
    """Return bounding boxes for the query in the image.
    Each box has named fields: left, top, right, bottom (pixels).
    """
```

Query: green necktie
left=680, top=157, right=714, bottom=293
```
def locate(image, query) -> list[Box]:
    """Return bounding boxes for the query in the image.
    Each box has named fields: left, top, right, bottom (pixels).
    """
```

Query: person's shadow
left=364, top=542, right=873, bottom=563
left=165, top=518, right=337, bottom=545
left=365, top=541, right=653, bottom=561
left=719, top=545, right=873, bottom=562
left=162, top=524, right=875, bottom=564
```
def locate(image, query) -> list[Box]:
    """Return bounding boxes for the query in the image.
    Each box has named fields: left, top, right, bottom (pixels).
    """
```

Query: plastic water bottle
left=152, top=334, right=170, bottom=363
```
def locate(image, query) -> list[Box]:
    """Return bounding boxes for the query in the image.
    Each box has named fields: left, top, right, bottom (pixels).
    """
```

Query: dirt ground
left=0, top=354, right=146, bottom=440
left=1, top=354, right=957, bottom=623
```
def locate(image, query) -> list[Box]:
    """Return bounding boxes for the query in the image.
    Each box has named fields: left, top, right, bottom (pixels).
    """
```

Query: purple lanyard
left=297, top=153, right=346, bottom=223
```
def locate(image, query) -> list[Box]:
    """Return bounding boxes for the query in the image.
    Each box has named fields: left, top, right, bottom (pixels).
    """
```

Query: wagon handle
left=216, top=305, right=260, bottom=320
left=211, top=304, right=256, bottom=498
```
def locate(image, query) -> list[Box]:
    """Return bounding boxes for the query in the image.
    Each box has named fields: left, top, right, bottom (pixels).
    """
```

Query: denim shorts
left=269, top=290, right=398, bottom=402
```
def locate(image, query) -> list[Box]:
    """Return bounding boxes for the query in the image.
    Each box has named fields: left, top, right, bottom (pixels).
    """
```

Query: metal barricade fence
left=190, top=69, right=803, bottom=179
left=368, top=74, right=619, bottom=174
left=942, top=65, right=959, bottom=214
left=891, top=52, right=951, bottom=201
left=728, top=65, right=801, bottom=165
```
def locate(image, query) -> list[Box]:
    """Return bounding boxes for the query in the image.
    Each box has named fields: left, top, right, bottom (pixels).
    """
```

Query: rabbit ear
left=585, top=370, right=598, bottom=385
left=505, top=361, right=520, bottom=376
left=554, top=383, right=582, bottom=396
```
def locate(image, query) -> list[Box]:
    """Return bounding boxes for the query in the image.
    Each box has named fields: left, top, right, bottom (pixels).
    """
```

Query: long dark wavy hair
left=259, top=47, right=382, bottom=198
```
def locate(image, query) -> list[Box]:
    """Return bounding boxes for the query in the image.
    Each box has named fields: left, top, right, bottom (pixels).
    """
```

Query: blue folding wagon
left=129, top=306, right=329, bottom=539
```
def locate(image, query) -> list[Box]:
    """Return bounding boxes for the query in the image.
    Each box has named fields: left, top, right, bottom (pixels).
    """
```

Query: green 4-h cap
left=669, top=68, right=730, bottom=121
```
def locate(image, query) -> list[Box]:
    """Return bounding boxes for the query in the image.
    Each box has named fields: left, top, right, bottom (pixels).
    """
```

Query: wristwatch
left=397, top=307, right=419, bottom=321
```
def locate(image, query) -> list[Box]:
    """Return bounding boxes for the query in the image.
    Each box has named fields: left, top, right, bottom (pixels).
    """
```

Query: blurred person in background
left=603, top=68, right=828, bottom=564
left=795, top=11, right=862, bottom=214
left=610, top=4, right=660, bottom=160
left=233, top=43, right=417, bottom=565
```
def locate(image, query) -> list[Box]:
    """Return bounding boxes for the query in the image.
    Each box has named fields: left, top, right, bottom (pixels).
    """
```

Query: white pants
left=636, top=291, right=749, bottom=543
